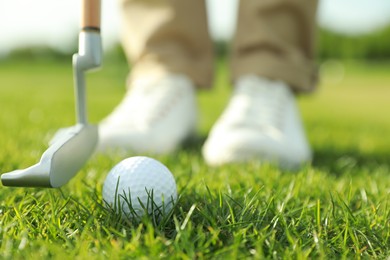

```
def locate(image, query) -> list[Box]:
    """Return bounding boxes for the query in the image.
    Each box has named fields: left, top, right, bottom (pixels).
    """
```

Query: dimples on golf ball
left=103, top=156, right=177, bottom=218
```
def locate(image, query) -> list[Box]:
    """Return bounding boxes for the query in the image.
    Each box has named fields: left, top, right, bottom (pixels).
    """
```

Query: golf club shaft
left=74, top=0, right=102, bottom=124
left=75, top=69, right=87, bottom=124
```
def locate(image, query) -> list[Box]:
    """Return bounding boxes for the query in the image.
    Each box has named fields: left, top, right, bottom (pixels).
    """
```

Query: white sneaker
left=202, top=75, right=312, bottom=169
left=98, top=74, right=197, bottom=154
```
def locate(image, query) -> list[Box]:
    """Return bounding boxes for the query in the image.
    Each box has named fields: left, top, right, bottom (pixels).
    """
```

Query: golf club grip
left=81, top=0, right=101, bottom=31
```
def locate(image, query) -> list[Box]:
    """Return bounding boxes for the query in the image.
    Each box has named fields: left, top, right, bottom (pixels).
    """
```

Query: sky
left=1, top=0, right=390, bottom=56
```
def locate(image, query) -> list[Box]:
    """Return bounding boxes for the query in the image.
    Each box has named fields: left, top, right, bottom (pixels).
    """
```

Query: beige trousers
left=119, top=0, right=318, bottom=92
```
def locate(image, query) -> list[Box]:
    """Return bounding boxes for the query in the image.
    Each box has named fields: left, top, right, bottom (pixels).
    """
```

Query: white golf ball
left=102, top=156, right=177, bottom=219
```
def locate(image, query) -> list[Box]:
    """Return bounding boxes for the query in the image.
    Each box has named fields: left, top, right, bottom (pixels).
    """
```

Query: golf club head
left=1, top=124, right=98, bottom=188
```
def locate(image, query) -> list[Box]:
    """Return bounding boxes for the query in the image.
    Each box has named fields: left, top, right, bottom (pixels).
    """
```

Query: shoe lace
left=106, top=76, right=188, bottom=128
left=222, top=77, right=289, bottom=133
left=139, top=84, right=179, bottom=123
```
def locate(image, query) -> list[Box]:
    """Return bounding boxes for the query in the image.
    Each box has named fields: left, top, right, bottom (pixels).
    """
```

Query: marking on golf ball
left=103, top=156, right=177, bottom=219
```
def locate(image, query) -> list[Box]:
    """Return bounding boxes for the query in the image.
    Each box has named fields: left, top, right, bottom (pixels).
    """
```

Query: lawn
left=0, top=56, right=389, bottom=259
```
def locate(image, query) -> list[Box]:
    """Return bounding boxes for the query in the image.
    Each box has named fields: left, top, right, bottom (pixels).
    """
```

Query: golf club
left=1, top=0, right=102, bottom=188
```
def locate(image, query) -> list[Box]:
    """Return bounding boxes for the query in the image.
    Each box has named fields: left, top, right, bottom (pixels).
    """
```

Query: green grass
left=0, top=57, right=389, bottom=259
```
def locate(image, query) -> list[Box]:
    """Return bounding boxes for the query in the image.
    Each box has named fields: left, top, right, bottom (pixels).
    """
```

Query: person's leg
left=203, top=0, right=318, bottom=169
left=231, top=0, right=318, bottom=92
left=120, top=0, right=214, bottom=88
left=98, top=0, right=214, bottom=154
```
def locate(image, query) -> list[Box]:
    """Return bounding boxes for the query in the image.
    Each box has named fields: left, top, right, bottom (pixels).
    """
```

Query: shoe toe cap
left=203, top=129, right=311, bottom=169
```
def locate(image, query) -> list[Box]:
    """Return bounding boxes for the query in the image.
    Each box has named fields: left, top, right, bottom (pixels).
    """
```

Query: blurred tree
left=3, top=25, right=390, bottom=62
left=317, top=25, right=390, bottom=60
